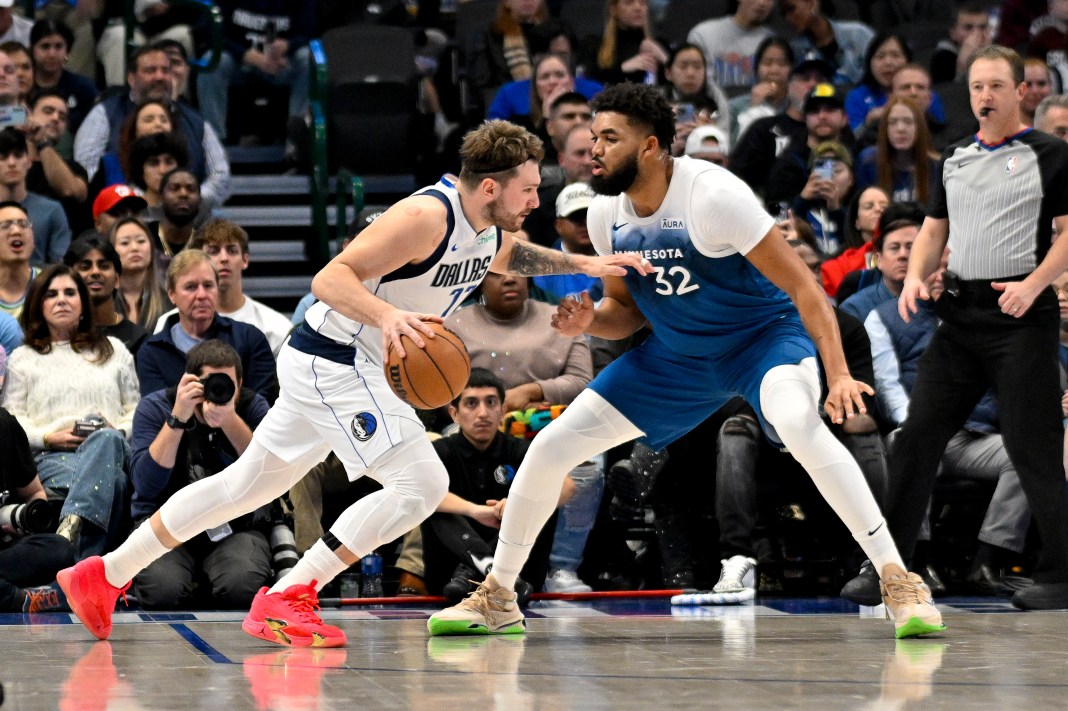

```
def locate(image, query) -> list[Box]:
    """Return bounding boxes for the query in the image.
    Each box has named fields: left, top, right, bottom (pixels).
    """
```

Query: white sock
left=269, top=539, right=349, bottom=594
left=102, top=523, right=170, bottom=588
left=852, top=519, right=906, bottom=576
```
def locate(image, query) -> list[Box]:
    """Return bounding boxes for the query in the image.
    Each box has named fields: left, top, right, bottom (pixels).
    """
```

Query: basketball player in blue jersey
left=429, top=84, right=945, bottom=640
left=56, top=119, right=651, bottom=647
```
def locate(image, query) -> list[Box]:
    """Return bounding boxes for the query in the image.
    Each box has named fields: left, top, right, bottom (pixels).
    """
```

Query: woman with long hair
left=855, top=95, right=938, bottom=203
left=93, top=98, right=184, bottom=195
left=487, top=52, right=602, bottom=140
left=845, top=31, right=910, bottom=133
left=578, top=0, right=668, bottom=85
left=662, top=42, right=731, bottom=146
left=819, top=185, right=890, bottom=299
left=109, top=216, right=170, bottom=331
left=1, top=264, right=139, bottom=559
left=730, top=36, right=793, bottom=142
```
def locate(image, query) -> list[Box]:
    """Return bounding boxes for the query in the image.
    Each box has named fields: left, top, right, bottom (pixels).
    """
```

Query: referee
left=846, top=46, right=1068, bottom=609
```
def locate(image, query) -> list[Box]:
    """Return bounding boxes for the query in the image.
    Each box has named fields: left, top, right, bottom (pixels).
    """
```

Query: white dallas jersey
left=302, top=175, right=501, bottom=365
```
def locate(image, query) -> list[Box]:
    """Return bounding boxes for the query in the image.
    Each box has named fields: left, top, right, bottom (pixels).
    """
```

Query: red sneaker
left=56, top=557, right=130, bottom=640
left=241, top=581, right=347, bottom=648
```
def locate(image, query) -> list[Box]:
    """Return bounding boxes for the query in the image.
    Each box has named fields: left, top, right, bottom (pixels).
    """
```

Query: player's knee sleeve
left=160, top=440, right=315, bottom=542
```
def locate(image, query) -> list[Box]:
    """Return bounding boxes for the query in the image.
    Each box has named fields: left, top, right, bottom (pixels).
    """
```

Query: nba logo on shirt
left=1005, top=156, right=1018, bottom=175
left=661, top=217, right=685, bottom=230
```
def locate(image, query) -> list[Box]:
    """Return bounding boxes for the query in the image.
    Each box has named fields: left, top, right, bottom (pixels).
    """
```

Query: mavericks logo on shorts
left=351, top=412, right=378, bottom=441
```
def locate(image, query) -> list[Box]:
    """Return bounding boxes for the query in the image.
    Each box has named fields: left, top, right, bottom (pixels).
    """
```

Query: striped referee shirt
left=930, top=127, right=1068, bottom=280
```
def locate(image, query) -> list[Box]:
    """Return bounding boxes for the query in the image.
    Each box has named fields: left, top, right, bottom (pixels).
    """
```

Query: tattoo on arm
left=507, top=240, right=579, bottom=276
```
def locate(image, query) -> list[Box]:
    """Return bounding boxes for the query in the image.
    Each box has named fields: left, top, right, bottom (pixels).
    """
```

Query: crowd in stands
left=6, top=0, right=1068, bottom=613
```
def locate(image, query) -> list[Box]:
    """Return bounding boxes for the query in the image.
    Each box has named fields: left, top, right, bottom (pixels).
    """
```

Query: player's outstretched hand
left=824, top=375, right=874, bottom=425
left=552, top=292, right=596, bottom=336
left=573, top=252, right=654, bottom=277
left=379, top=308, right=444, bottom=359
left=897, top=275, right=929, bottom=323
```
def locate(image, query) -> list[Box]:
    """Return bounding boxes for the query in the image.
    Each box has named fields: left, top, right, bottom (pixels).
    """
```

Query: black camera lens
left=201, top=372, right=236, bottom=404
left=0, top=499, right=53, bottom=534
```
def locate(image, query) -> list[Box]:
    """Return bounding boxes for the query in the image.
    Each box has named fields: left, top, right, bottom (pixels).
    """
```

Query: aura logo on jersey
left=351, top=413, right=378, bottom=441
left=430, top=256, right=492, bottom=288
left=660, top=217, right=686, bottom=230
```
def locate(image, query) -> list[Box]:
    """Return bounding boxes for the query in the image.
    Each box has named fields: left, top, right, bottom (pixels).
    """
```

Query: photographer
left=0, top=406, right=73, bottom=612
left=129, top=339, right=273, bottom=609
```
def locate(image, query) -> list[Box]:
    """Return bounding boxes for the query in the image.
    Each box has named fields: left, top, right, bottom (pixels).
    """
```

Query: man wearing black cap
left=729, top=54, right=833, bottom=192
left=764, top=82, right=853, bottom=206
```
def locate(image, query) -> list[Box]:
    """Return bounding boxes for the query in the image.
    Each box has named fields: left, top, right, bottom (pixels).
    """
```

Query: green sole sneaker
left=427, top=617, right=526, bottom=637
left=895, top=617, right=947, bottom=639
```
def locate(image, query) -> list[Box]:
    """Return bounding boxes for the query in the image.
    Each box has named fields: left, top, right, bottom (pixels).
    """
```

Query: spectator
left=576, top=0, right=668, bottom=86
left=469, top=0, right=569, bottom=110
left=94, top=97, right=180, bottom=191
left=661, top=42, right=732, bottom=148
left=108, top=216, right=170, bottom=331
left=728, top=53, right=830, bottom=193
left=0, top=40, right=31, bottom=104
left=793, top=140, right=854, bottom=256
left=997, top=0, right=1046, bottom=52
left=24, top=89, right=91, bottom=237
left=525, top=122, right=596, bottom=247
left=0, top=48, right=19, bottom=107
left=542, top=91, right=594, bottom=165
left=422, top=368, right=574, bottom=603
left=0, top=127, right=70, bottom=264
left=839, top=203, right=920, bottom=322
left=196, top=0, right=314, bottom=146
left=853, top=64, right=954, bottom=153
left=845, top=31, right=912, bottom=134
left=137, top=248, right=278, bottom=402
left=533, top=181, right=601, bottom=302
left=180, top=218, right=292, bottom=354
left=30, top=20, right=97, bottom=133
left=95, top=0, right=196, bottom=88
left=931, top=2, right=994, bottom=84
left=126, top=132, right=188, bottom=215
left=129, top=339, right=273, bottom=609
left=1, top=264, right=139, bottom=558
left=0, top=2, right=30, bottom=46
left=74, top=43, right=231, bottom=209
left=63, top=234, right=148, bottom=355
left=764, top=82, right=852, bottom=206
left=0, top=407, right=75, bottom=613
left=90, top=183, right=148, bottom=241
left=821, top=185, right=890, bottom=299
left=1021, top=57, right=1053, bottom=126
left=0, top=200, right=39, bottom=317
left=487, top=52, right=601, bottom=147
left=778, top=0, right=875, bottom=85
left=854, top=95, right=939, bottom=203
left=684, top=124, right=729, bottom=167
left=155, top=38, right=191, bottom=102
left=34, top=0, right=96, bottom=81
left=687, top=0, right=774, bottom=90
left=731, top=36, right=794, bottom=143
left=446, top=270, right=597, bottom=594
left=147, top=168, right=203, bottom=265
left=1027, top=0, right=1068, bottom=92
left=1035, top=94, right=1068, bottom=141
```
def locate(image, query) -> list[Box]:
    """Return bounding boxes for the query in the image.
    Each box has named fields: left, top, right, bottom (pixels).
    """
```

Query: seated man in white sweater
left=153, top=218, right=292, bottom=354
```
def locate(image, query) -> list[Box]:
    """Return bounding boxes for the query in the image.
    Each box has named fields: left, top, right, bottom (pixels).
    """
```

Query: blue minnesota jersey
left=588, top=157, right=796, bottom=357
left=303, top=175, right=501, bottom=365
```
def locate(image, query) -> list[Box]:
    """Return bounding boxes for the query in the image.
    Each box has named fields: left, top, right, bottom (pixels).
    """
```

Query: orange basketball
left=384, top=322, right=472, bottom=409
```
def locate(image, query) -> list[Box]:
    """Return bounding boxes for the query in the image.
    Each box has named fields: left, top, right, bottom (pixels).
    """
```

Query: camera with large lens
left=0, top=491, right=54, bottom=538
left=200, top=372, right=236, bottom=404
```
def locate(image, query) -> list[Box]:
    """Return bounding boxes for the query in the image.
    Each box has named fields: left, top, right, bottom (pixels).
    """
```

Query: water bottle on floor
left=360, top=552, right=384, bottom=598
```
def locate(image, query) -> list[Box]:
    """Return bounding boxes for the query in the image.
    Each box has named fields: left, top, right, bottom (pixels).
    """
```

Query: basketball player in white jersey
left=429, top=84, right=945, bottom=640
left=57, top=120, right=651, bottom=647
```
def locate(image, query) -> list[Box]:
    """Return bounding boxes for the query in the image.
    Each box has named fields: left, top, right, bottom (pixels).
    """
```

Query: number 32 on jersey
left=651, top=265, right=699, bottom=296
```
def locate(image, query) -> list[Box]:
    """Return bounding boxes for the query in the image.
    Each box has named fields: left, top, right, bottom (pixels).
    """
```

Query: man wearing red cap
left=91, top=184, right=148, bottom=238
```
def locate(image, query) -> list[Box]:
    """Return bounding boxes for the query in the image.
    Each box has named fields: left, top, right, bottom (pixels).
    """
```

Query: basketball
left=384, top=322, right=471, bottom=409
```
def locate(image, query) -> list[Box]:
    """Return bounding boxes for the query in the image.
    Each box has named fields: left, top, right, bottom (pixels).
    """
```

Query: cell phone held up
left=0, top=105, right=27, bottom=129
left=674, top=102, right=696, bottom=124
left=813, top=158, right=835, bottom=182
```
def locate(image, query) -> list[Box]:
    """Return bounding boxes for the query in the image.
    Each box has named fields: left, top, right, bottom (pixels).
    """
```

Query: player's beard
left=590, top=153, right=640, bottom=196
left=484, top=197, right=524, bottom=233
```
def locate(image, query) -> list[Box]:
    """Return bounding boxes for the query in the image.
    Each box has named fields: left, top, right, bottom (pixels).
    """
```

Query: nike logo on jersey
left=451, top=243, right=460, bottom=251
left=612, top=222, right=628, bottom=231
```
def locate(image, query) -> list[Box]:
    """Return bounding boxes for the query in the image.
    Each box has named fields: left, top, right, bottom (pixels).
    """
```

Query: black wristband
left=165, top=414, right=194, bottom=430
left=35, top=139, right=54, bottom=152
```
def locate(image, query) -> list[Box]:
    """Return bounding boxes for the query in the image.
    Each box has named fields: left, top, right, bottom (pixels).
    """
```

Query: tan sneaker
left=880, top=564, right=946, bottom=639
left=426, top=574, right=526, bottom=636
